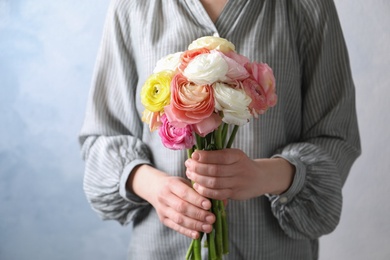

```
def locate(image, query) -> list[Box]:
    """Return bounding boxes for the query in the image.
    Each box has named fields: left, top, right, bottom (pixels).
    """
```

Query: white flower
left=183, top=52, right=228, bottom=85
left=188, top=36, right=235, bottom=53
left=213, top=83, right=252, bottom=126
left=153, top=52, right=182, bottom=73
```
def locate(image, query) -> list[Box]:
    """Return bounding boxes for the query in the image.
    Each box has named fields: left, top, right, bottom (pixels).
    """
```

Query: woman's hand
left=185, top=149, right=295, bottom=201
left=128, top=165, right=215, bottom=239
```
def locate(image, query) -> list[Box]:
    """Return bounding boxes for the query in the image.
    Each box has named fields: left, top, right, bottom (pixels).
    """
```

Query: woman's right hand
left=127, top=165, right=215, bottom=239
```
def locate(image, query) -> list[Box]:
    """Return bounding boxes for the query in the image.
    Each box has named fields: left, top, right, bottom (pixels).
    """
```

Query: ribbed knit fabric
left=79, top=0, right=361, bottom=259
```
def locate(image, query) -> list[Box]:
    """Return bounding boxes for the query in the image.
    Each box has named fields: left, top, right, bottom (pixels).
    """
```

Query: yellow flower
left=141, top=71, right=172, bottom=112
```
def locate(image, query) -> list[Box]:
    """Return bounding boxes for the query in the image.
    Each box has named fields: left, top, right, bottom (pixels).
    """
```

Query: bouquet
left=140, top=36, right=277, bottom=260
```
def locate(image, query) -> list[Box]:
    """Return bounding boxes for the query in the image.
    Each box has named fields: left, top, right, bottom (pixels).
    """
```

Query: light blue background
left=0, top=1, right=130, bottom=259
left=1, top=0, right=389, bottom=259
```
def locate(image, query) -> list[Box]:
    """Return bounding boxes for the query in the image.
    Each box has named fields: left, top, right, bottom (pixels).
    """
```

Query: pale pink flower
left=243, top=62, right=277, bottom=116
left=223, top=51, right=250, bottom=67
left=192, top=113, right=222, bottom=137
left=218, top=51, right=250, bottom=82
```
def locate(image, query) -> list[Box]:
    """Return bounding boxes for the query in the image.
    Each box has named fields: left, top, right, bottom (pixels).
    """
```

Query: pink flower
left=164, top=73, right=215, bottom=126
left=218, top=51, right=250, bottom=82
left=223, top=51, right=250, bottom=67
left=241, top=78, right=268, bottom=115
left=243, top=62, right=277, bottom=116
left=192, top=113, right=222, bottom=137
left=158, top=114, right=195, bottom=150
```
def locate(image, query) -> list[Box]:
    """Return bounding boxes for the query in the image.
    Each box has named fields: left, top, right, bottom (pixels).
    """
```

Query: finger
left=193, top=182, right=232, bottom=201
left=185, top=159, right=233, bottom=177
left=185, top=159, right=220, bottom=177
left=192, top=149, right=242, bottom=164
left=186, top=169, right=233, bottom=189
left=169, top=178, right=212, bottom=210
left=161, top=216, right=200, bottom=239
left=162, top=193, right=215, bottom=224
left=160, top=178, right=215, bottom=223
left=162, top=208, right=214, bottom=237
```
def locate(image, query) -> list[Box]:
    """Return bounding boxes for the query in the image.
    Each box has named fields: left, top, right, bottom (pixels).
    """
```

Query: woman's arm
left=80, top=0, right=151, bottom=225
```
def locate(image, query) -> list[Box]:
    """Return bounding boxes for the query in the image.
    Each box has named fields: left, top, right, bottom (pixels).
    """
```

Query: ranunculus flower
left=223, top=51, right=250, bottom=67
left=158, top=114, right=195, bottom=150
left=164, top=73, right=215, bottom=126
left=219, top=51, right=250, bottom=82
left=141, top=71, right=172, bottom=112
left=153, top=52, right=183, bottom=73
left=183, top=52, right=228, bottom=85
left=141, top=109, right=161, bottom=131
left=193, top=113, right=222, bottom=137
left=213, top=82, right=252, bottom=126
left=178, top=48, right=210, bottom=73
left=243, top=62, right=277, bottom=115
left=188, top=36, right=235, bottom=53
left=241, top=78, right=268, bottom=115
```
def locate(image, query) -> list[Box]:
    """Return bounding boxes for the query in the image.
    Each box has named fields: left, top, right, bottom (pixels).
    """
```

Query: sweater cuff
left=268, top=154, right=306, bottom=205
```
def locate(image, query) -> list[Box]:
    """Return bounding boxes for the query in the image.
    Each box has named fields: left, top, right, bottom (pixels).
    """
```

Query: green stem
left=208, top=231, right=217, bottom=260
left=226, top=125, right=239, bottom=148
left=195, top=133, right=204, bottom=150
left=206, top=132, right=213, bottom=146
left=193, top=236, right=202, bottom=260
left=221, top=123, right=228, bottom=148
left=214, top=123, right=224, bottom=150
left=187, top=147, right=194, bottom=159
left=185, top=239, right=194, bottom=260
left=220, top=200, right=229, bottom=254
left=212, top=199, right=223, bottom=258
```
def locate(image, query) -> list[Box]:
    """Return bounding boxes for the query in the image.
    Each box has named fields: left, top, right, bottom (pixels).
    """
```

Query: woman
left=79, top=0, right=361, bottom=259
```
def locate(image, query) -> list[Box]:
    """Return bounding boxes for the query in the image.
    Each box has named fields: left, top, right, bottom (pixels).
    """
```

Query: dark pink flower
left=158, top=114, right=195, bottom=150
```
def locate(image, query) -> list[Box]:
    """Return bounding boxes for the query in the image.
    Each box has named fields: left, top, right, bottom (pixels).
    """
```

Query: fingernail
left=193, top=183, right=199, bottom=190
left=201, top=200, right=209, bottom=209
left=205, top=215, right=214, bottom=223
left=192, top=152, right=199, bottom=161
left=202, top=224, right=211, bottom=232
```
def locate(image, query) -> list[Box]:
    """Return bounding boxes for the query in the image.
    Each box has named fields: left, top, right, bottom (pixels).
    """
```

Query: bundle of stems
left=185, top=123, right=239, bottom=260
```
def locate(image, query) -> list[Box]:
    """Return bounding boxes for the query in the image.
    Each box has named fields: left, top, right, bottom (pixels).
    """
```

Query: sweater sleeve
left=268, top=0, right=361, bottom=239
left=79, top=0, right=151, bottom=225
